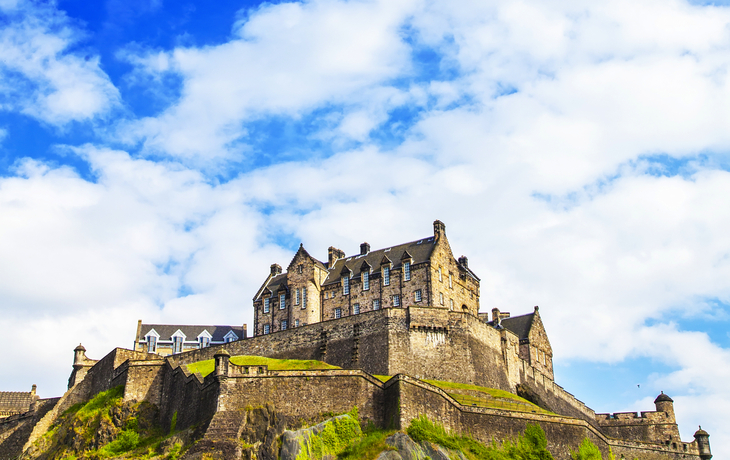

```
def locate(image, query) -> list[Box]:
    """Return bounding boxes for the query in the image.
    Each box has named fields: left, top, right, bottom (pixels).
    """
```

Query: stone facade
left=1, top=346, right=711, bottom=460
left=253, top=221, right=480, bottom=336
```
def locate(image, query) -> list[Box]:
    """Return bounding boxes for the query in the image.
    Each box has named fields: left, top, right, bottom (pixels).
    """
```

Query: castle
left=0, top=221, right=713, bottom=460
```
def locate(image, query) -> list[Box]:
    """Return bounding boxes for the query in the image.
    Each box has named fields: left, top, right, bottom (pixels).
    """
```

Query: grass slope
left=185, top=355, right=340, bottom=377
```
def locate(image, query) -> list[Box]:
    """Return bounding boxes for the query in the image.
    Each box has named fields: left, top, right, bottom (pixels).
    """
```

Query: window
left=335, top=308, right=342, bottom=319
left=147, top=336, right=157, bottom=353
left=343, top=276, right=350, bottom=295
left=373, top=299, right=380, bottom=310
left=362, top=271, right=369, bottom=290
left=173, top=336, right=183, bottom=354
left=199, top=337, right=210, bottom=348
left=281, top=320, right=288, bottom=330
left=353, top=303, right=360, bottom=314
left=264, top=297, right=270, bottom=313
left=404, top=261, right=411, bottom=281
left=264, top=324, right=270, bottom=334
left=415, top=290, right=422, bottom=302
left=449, top=273, right=453, bottom=288
left=295, top=289, right=300, bottom=305
left=439, top=292, right=444, bottom=305
left=393, top=294, right=400, bottom=307
left=295, top=319, right=299, bottom=327
left=298, top=264, right=303, bottom=274
left=449, top=299, right=454, bottom=311
left=279, top=293, right=286, bottom=309
left=383, top=266, right=390, bottom=286
left=438, top=267, right=442, bottom=282
left=302, top=288, right=307, bottom=308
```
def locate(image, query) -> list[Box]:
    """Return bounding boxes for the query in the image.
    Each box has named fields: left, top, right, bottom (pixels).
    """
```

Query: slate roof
left=322, top=236, right=437, bottom=285
left=490, top=313, right=535, bottom=340
left=263, top=273, right=288, bottom=295
left=139, top=324, right=243, bottom=342
left=0, top=391, right=34, bottom=413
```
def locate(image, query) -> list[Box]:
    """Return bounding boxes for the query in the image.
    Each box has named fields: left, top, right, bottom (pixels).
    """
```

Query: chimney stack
left=458, top=256, right=468, bottom=268
left=328, top=246, right=345, bottom=267
left=270, top=264, right=282, bottom=276
left=243, top=324, right=248, bottom=339
left=360, top=242, right=370, bottom=255
left=433, top=220, right=446, bottom=240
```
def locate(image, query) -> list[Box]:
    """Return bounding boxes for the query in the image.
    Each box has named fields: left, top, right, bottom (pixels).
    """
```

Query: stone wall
left=0, top=398, right=58, bottom=460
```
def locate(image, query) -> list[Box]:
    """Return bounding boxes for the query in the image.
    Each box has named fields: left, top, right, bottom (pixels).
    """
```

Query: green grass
left=185, top=355, right=341, bottom=377
left=422, top=379, right=553, bottom=415
left=337, top=426, right=396, bottom=460
left=373, top=375, right=392, bottom=383
left=407, top=416, right=555, bottom=460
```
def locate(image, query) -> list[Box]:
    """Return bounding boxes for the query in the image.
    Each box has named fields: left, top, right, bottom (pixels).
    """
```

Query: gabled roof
left=322, top=236, right=437, bottom=285
left=288, top=244, right=327, bottom=272
left=0, top=391, right=34, bottom=413
left=490, top=313, right=535, bottom=340
left=139, top=325, right=244, bottom=342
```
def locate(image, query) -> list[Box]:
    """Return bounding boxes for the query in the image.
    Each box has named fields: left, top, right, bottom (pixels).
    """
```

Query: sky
left=0, top=0, right=729, bottom=455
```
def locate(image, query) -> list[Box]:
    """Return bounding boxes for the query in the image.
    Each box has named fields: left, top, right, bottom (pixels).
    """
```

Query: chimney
left=458, top=256, right=468, bottom=268
left=328, top=246, right=345, bottom=267
left=360, top=242, right=370, bottom=255
left=433, top=220, right=446, bottom=240
left=31, top=384, right=36, bottom=396
left=243, top=324, right=248, bottom=339
left=492, top=308, right=501, bottom=325
left=270, top=264, right=282, bottom=276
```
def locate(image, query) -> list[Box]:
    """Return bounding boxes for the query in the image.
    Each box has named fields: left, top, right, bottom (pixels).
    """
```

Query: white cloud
left=0, top=0, right=120, bottom=125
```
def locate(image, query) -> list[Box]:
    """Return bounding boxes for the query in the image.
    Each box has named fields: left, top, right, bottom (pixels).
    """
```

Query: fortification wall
left=157, top=363, right=219, bottom=433
left=392, top=375, right=609, bottom=460
left=517, top=362, right=597, bottom=425
left=596, top=411, right=683, bottom=445
left=168, top=309, right=396, bottom=375
left=219, top=367, right=387, bottom=427
left=0, top=398, right=58, bottom=459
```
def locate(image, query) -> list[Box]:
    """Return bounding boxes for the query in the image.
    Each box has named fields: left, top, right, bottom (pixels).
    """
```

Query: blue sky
left=1, top=0, right=730, bottom=455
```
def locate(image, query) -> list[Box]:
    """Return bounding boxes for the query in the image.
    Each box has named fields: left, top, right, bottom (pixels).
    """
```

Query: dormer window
left=199, top=336, right=210, bottom=348
left=404, top=261, right=411, bottom=281
left=362, top=271, right=369, bottom=291
left=342, top=276, right=350, bottom=295
left=383, top=266, right=390, bottom=286
left=279, top=293, right=286, bottom=309
left=264, top=297, right=270, bottom=313
left=224, top=330, right=239, bottom=343
left=173, top=336, right=183, bottom=354
left=147, top=335, right=157, bottom=353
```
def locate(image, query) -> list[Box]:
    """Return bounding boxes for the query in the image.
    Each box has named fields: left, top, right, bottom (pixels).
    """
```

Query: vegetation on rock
left=23, top=386, right=195, bottom=460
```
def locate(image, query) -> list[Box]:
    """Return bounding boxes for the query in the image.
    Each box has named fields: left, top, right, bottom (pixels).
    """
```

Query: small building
left=133, top=321, right=246, bottom=356
left=253, top=220, right=480, bottom=336
left=0, top=385, right=38, bottom=419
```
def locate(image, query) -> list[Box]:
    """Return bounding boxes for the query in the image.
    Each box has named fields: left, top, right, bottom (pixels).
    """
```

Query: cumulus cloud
left=0, top=0, right=120, bottom=125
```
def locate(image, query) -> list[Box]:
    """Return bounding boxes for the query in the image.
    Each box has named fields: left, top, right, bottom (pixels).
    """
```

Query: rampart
left=165, top=307, right=597, bottom=426
left=2, top=343, right=707, bottom=460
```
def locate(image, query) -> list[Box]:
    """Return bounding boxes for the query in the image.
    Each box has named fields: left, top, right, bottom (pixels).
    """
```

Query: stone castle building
left=253, top=220, right=483, bottom=337
left=0, top=221, right=713, bottom=460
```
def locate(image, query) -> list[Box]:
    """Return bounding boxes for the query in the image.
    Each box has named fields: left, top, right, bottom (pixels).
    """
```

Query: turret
left=654, top=391, right=674, bottom=414
left=73, top=344, right=87, bottom=367
left=214, top=350, right=231, bottom=377
left=694, top=427, right=711, bottom=459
